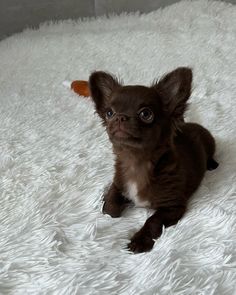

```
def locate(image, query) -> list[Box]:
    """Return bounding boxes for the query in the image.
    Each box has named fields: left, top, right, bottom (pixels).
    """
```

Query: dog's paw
left=207, top=158, right=219, bottom=171
left=102, top=201, right=123, bottom=218
left=128, top=232, right=154, bottom=254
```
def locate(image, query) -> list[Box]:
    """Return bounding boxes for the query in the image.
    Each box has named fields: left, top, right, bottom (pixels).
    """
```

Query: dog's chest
left=125, top=181, right=150, bottom=207
left=122, top=162, right=152, bottom=208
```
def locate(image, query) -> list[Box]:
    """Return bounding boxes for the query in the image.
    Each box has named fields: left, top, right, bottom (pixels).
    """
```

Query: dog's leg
left=102, top=183, right=129, bottom=218
left=128, top=205, right=186, bottom=253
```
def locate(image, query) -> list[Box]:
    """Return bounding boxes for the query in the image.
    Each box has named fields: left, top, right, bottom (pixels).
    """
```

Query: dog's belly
left=125, top=181, right=150, bottom=208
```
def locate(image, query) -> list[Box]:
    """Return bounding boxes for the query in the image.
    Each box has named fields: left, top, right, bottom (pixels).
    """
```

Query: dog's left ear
left=153, top=67, right=192, bottom=121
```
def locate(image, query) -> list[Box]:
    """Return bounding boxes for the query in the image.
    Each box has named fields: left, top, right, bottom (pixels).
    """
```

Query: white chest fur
left=125, top=181, right=150, bottom=208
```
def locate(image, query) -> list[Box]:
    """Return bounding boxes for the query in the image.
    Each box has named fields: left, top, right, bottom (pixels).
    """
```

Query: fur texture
left=0, top=0, right=236, bottom=293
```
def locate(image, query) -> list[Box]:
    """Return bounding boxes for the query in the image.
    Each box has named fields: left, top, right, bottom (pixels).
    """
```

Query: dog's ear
left=89, top=71, right=121, bottom=117
left=153, top=67, right=192, bottom=122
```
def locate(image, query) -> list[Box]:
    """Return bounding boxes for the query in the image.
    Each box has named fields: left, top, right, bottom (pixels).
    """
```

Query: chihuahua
left=89, top=67, right=218, bottom=253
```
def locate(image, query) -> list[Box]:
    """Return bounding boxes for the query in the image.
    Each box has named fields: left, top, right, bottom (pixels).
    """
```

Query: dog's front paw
left=102, top=201, right=123, bottom=218
left=128, top=231, right=154, bottom=254
left=207, top=158, right=219, bottom=171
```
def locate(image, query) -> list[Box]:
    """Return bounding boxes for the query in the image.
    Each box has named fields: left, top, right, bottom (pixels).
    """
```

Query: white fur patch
left=125, top=181, right=150, bottom=208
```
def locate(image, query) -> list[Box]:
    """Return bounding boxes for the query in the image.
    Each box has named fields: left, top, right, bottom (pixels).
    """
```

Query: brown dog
left=89, top=67, right=218, bottom=253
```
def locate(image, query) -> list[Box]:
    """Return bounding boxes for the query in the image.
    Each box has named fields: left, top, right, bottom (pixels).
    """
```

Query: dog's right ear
left=89, top=71, right=121, bottom=117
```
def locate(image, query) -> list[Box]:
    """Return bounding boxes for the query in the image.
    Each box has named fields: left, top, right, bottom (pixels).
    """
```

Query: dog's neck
left=113, top=140, right=176, bottom=168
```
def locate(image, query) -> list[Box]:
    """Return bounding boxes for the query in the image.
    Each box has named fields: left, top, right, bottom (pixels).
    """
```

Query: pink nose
left=115, top=114, right=128, bottom=122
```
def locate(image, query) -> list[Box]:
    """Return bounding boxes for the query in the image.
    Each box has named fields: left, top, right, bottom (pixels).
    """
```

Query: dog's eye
left=138, top=108, right=154, bottom=123
left=106, top=109, right=114, bottom=119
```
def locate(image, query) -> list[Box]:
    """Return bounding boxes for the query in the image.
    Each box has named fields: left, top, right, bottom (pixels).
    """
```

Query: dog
left=89, top=67, right=218, bottom=253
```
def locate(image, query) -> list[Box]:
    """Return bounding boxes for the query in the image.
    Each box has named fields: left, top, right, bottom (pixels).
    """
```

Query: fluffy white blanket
left=0, top=0, right=235, bottom=294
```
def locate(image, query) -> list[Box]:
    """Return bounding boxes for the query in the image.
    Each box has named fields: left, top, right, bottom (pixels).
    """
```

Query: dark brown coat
left=89, top=67, right=218, bottom=253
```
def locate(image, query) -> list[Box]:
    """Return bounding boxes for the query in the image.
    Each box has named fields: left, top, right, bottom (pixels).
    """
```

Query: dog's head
left=89, top=67, right=192, bottom=149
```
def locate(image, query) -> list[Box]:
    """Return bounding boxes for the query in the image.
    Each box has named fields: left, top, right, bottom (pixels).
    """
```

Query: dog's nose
left=116, top=114, right=128, bottom=122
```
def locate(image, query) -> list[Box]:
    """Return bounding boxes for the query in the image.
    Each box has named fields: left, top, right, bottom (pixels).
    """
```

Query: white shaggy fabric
left=0, top=1, right=236, bottom=294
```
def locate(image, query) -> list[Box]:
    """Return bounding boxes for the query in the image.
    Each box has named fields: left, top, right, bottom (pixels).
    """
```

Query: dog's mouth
left=110, top=126, right=135, bottom=140
left=109, top=128, right=142, bottom=148
left=113, top=130, right=129, bottom=139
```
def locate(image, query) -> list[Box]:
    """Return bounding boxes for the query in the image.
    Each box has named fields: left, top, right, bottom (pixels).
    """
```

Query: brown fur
left=89, top=67, right=218, bottom=253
